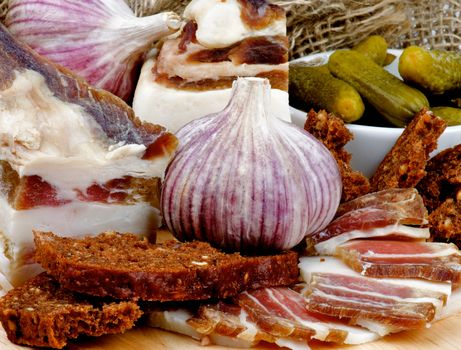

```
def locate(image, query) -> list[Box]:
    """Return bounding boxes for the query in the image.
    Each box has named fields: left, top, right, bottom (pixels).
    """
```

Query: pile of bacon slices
left=151, top=187, right=461, bottom=349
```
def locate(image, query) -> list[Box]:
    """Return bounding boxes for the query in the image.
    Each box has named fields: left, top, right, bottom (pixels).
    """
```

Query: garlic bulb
left=161, top=77, right=342, bottom=252
left=6, top=0, right=181, bottom=101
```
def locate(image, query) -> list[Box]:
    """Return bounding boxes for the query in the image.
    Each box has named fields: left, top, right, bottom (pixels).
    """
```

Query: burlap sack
left=1, top=0, right=460, bottom=58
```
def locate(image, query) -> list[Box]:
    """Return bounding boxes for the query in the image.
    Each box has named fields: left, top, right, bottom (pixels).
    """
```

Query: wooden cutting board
left=2, top=230, right=460, bottom=349
left=2, top=312, right=461, bottom=350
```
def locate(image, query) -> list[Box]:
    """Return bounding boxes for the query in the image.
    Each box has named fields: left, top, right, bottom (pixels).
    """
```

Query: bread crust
left=304, top=109, right=370, bottom=202
left=370, top=108, right=446, bottom=192
left=0, top=273, right=141, bottom=349
left=34, top=231, right=299, bottom=301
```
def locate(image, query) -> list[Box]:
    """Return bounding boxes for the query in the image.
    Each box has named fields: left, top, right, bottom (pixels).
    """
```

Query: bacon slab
left=307, top=189, right=429, bottom=255
left=0, top=23, right=176, bottom=289
left=337, top=240, right=461, bottom=283
left=236, top=288, right=380, bottom=344
left=299, top=256, right=451, bottom=335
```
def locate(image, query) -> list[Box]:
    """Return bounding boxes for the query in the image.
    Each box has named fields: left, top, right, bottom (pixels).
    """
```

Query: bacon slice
left=337, top=240, right=461, bottom=283
left=236, top=287, right=380, bottom=344
left=0, top=23, right=177, bottom=287
left=335, top=188, right=427, bottom=222
left=299, top=256, right=450, bottom=335
left=305, top=273, right=436, bottom=334
left=307, top=189, right=429, bottom=255
left=187, top=302, right=274, bottom=346
left=148, top=304, right=307, bottom=349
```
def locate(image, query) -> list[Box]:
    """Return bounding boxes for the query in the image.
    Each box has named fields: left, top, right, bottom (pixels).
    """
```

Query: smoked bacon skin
left=0, top=23, right=177, bottom=159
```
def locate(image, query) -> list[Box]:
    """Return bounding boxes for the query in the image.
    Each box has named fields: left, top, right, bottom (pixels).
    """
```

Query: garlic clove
left=6, top=0, right=181, bottom=101
left=162, top=77, right=342, bottom=252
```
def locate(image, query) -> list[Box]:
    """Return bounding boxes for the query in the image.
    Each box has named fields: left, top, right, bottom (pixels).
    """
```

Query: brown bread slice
left=370, top=108, right=447, bottom=192
left=34, top=231, right=299, bottom=301
left=0, top=273, right=142, bottom=349
left=304, top=109, right=370, bottom=202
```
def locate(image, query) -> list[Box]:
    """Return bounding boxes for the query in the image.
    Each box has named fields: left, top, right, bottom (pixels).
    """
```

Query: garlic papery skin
left=6, top=0, right=181, bottom=101
left=161, top=77, right=342, bottom=252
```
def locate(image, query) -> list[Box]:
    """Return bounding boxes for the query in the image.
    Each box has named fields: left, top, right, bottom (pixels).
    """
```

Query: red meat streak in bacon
left=14, top=176, right=137, bottom=210
left=337, top=240, right=461, bottom=283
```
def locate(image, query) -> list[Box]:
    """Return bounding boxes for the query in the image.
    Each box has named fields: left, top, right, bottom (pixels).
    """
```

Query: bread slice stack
left=0, top=231, right=299, bottom=348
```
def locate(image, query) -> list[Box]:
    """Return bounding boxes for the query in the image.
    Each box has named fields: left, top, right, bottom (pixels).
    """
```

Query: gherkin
left=399, top=46, right=461, bottom=94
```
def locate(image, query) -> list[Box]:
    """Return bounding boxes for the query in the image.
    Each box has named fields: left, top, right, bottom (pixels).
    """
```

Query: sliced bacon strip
left=235, top=288, right=314, bottom=341
left=335, top=188, right=427, bottom=223
left=304, top=272, right=437, bottom=334
left=187, top=301, right=274, bottom=345
left=299, top=256, right=450, bottom=335
left=307, top=188, right=429, bottom=255
left=337, top=240, right=461, bottom=283
left=309, top=212, right=429, bottom=255
left=236, top=287, right=379, bottom=344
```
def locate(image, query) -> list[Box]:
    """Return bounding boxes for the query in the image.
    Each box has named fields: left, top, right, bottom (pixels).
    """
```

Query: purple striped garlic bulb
left=6, top=0, right=181, bottom=101
left=161, top=77, right=342, bottom=252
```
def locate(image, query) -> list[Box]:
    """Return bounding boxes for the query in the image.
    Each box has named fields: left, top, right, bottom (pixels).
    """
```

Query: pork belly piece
left=147, top=287, right=378, bottom=350
left=304, top=110, right=370, bottom=202
left=236, top=287, right=380, bottom=345
left=337, top=240, right=461, bottom=283
left=299, top=256, right=450, bottom=336
left=307, top=189, right=429, bottom=255
left=370, top=108, right=446, bottom=192
left=148, top=303, right=309, bottom=350
left=133, top=0, right=290, bottom=132
left=0, top=24, right=177, bottom=290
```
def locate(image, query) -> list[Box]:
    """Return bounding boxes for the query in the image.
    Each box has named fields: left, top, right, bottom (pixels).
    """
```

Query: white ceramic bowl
left=290, top=50, right=461, bottom=177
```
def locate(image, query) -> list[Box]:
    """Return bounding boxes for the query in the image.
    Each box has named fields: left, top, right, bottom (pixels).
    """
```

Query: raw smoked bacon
left=307, top=188, right=430, bottom=255
left=337, top=240, right=461, bottom=283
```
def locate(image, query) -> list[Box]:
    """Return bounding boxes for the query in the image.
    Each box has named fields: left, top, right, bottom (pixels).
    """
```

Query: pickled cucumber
left=431, top=106, right=461, bottom=126
left=290, top=63, right=365, bottom=122
left=399, top=46, right=461, bottom=94
left=353, top=35, right=388, bottom=66
left=383, top=53, right=396, bottom=66
left=328, top=50, right=429, bottom=127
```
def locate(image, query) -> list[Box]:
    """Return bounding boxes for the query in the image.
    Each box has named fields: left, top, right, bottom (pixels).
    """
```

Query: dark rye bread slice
left=0, top=273, right=141, bottom=349
left=34, top=231, right=299, bottom=301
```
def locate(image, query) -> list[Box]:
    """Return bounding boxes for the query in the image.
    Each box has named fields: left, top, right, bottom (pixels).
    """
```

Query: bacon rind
left=237, top=0, right=285, bottom=30
left=0, top=24, right=177, bottom=159
left=337, top=240, right=461, bottom=283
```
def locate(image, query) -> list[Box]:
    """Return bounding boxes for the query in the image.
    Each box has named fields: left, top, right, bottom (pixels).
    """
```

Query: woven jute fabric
left=1, top=0, right=460, bottom=58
